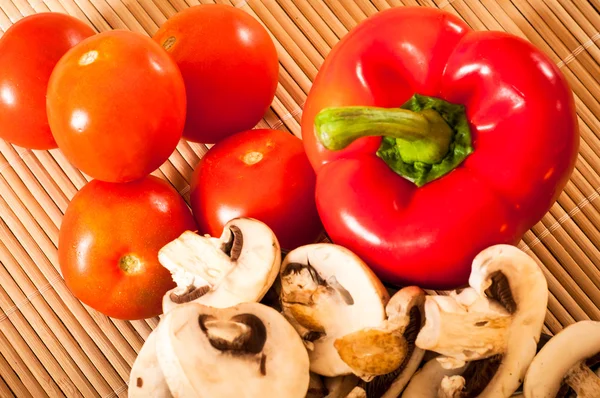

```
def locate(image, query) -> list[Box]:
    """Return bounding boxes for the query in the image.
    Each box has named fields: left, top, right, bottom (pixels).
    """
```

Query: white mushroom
left=415, top=244, right=548, bottom=397
left=376, top=286, right=427, bottom=398
left=128, top=328, right=172, bottom=398
left=344, top=286, right=427, bottom=397
left=155, top=301, right=310, bottom=398
left=279, top=243, right=427, bottom=388
left=401, top=357, right=467, bottom=398
left=158, top=218, right=280, bottom=312
left=523, top=320, right=600, bottom=397
left=279, top=243, right=390, bottom=378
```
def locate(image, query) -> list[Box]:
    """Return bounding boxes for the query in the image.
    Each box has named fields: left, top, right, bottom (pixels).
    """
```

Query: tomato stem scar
left=119, top=254, right=142, bottom=274
left=162, top=36, right=176, bottom=51
left=242, top=151, right=263, bottom=165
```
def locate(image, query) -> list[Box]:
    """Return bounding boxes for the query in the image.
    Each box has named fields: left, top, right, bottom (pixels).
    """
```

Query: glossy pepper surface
left=301, top=7, right=579, bottom=289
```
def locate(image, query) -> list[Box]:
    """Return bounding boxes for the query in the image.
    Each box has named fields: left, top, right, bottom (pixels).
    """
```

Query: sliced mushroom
left=280, top=243, right=427, bottom=388
left=279, top=243, right=390, bottom=378
left=415, top=244, right=548, bottom=397
left=401, top=357, right=467, bottom=398
left=523, top=320, right=600, bottom=398
left=361, top=286, right=427, bottom=397
left=155, top=301, right=310, bottom=398
left=128, top=328, right=172, bottom=398
left=306, top=373, right=328, bottom=398
left=158, top=218, right=281, bottom=312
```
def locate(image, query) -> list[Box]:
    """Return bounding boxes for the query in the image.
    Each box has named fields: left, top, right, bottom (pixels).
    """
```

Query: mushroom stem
left=401, top=357, right=467, bottom=398
left=438, top=375, right=466, bottom=398
left=564, top=361, right=600, bottom=397
left=417, top=289, right=511, bottom=367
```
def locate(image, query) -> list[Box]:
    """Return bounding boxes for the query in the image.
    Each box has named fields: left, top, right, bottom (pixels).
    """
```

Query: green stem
left=315, top=106, right=453, bottom=165
left=314, top=94, right=473, bottom=187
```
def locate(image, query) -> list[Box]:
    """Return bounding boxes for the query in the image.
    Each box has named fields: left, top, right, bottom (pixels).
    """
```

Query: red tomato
left=59, top=176, right=197, bottom=320
left=47, top=30, right=186, bottom=183
left=0, top=13, right=95, bottom=149
left=190, top=129, right=322, bottom=250
left=153, top=4, right=279, bottom=144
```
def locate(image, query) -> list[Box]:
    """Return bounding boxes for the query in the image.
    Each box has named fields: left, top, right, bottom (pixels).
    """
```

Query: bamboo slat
left=0, top=0, right=599, bottom=396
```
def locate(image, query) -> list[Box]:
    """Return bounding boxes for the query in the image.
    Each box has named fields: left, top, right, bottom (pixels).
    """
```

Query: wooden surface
left=0, top=0, right=599, bottom=396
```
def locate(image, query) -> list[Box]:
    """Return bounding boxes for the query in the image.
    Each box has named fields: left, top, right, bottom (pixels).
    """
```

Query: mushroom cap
left=127, top=329, right=172, bottom=398
left=279, top=244, right=389, bottom=377
left=155, top=301, right=310, bottom=398
left=523, top=320, right=600, bottom=398
left=159, top=218, right=281, bottom=312
left=470, top=245, right=548, bottom=398
left=375, top=286, right=427, bottom=398
left=414, top=244, right=548, bottom=398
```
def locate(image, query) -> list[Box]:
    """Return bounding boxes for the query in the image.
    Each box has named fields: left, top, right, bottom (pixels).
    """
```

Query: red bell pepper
left=301, top=7, right=579, bottom=289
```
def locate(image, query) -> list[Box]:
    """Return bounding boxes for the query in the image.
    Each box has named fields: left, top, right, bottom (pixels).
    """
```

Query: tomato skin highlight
left=153, top=4, right=279, bottom=144
left=0, top=13, right=95, bottom=150
left=190, top=129, right=323, bottom=251
left=58, top=176, right=197, bottom=320
left=47, top=30, right=187, bottom=183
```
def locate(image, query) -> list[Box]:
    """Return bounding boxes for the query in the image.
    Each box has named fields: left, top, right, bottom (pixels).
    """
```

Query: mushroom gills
left=200, top=314, right=267, bottom=354
left=484, top=271, right=517, bottom=314
left=169, top=284, right=210, bottom=304
left=220, top=225, right=243, bottom=261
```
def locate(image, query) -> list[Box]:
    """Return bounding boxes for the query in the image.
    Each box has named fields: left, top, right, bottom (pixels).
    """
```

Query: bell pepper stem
left=313, top=94, right=473, bottom=187
left=315, top=106, right=454, bottom=165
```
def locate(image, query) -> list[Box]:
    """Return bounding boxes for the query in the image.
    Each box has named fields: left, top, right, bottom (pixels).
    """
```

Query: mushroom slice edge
left=415, top=244, right=548, bottom=398
left=128, top=326, right=172, bottom=398
left=524, top=320, right=600, bottom=398
left=159, top=217, right=281, bottom=312
left=279, top=243, right=390, bottom=378
left=155, top=301, right=310, bottom=398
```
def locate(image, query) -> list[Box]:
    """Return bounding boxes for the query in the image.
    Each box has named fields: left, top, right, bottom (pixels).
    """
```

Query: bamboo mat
left=0, top=0, right=598, bottom=396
